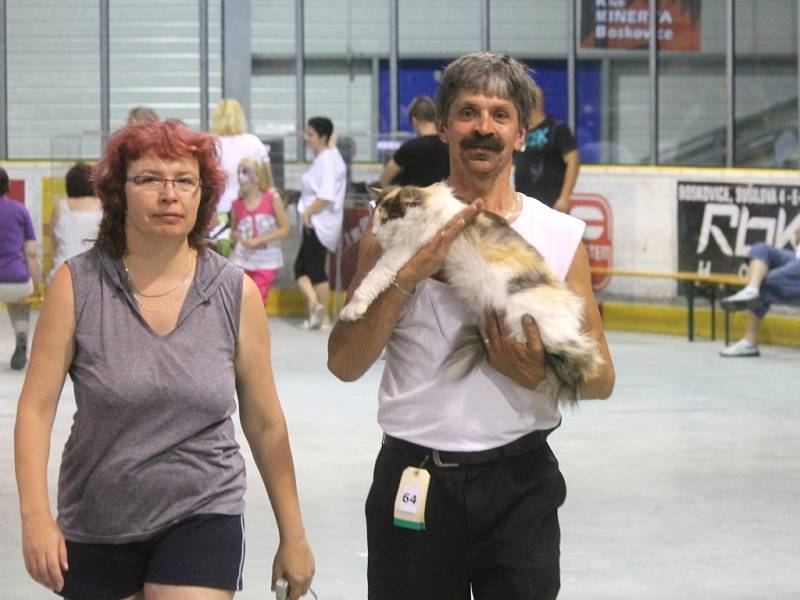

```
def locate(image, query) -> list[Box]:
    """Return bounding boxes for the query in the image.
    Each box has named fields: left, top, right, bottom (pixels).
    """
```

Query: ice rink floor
left=1, top=310, right=798, bottom=599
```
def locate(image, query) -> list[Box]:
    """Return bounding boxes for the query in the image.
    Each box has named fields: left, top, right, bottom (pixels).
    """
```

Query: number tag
left=393, top=467, right=430, bottom=530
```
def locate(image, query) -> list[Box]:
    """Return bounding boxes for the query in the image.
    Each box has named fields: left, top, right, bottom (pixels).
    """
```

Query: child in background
left=230, top=157, right=291, bottom=304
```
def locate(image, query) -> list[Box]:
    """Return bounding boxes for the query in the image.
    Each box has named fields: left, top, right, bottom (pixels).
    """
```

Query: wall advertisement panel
left=677, top=181, right=800, bottom=277
left=580, top=0, right=701, bottom=51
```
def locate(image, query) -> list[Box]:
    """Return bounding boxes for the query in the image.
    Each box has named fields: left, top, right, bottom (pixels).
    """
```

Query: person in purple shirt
left=0, top=166, right=40, bottom=369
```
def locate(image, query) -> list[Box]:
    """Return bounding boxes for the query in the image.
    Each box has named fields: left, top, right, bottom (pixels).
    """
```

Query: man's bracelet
left=390, top=280, right=415, bottom=297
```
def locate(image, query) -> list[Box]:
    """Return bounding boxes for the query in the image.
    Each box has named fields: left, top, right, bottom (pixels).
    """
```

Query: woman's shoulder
left=67, top=245, right=103, bottom=269
left=65, top=246, right=108, bottom=288
left=200, top=248, right=243, bottom=283
left=319, top=147, right=346, bottom=168
left=196, top=249, right=245, bottom=307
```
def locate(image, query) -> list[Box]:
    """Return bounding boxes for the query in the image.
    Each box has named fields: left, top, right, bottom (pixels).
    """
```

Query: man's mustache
left=460, top=133, right=504, bottom=152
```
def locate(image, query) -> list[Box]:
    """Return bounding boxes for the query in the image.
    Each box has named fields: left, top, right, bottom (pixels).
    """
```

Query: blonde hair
left=211, top=98, right=247, bottom=136
left=239, top=157, right=273, bottom=192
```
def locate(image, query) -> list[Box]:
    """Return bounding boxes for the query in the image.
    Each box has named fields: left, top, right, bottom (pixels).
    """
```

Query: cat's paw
left=339, top=302, right=368, bottom=321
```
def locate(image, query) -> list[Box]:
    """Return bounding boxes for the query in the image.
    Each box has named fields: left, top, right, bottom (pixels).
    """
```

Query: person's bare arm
left=236, top=277, right=314, bottom=599
left=15, top=265, right=76, bottom=592
left=23, top=240, right=41, bottom=289
left=229, top=208, right=240, bottom=244
left=378, top=159, right=403, bottom=188
left=49, top=202, right=61, bottom=261
left=563, top=244, right=614, bottom=398
left=328, top=201, right=481, bottom=381
left=553, top=149, right=580, bottom=213
left=301, top=197, right=331, bottom=229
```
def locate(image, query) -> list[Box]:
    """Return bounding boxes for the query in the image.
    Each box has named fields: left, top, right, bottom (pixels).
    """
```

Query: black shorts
left=58, top=513, right=245, bottom=600
left=294, top=227, right=329, bottom=284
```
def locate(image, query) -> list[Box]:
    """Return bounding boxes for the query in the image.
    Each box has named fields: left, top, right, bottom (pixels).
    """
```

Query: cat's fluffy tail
left=443, top=325, right=486, bottom=380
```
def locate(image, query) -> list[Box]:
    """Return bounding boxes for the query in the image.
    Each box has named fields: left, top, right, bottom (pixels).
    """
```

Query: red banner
left=569, top=193, right=614, bottom=291
left=581, top=0, right=701, bottom=52
left=9, top=179, right=25, bottom=203
left=328, top=205, right=371, bottom=291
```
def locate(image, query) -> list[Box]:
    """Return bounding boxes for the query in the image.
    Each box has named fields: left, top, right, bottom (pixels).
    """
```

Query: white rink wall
left=3, top=161, right=799, bottom=301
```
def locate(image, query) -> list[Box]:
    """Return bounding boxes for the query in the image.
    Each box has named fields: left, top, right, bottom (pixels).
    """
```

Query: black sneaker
left=10, top=333, right=27, bottom=370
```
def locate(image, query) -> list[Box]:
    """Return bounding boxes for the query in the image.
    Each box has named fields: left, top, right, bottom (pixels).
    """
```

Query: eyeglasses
left=127, top=175, right=201, bottom=196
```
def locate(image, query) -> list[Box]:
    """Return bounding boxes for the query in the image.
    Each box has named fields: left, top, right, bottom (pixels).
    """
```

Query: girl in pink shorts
left=230, top=157, right=291, bottom=303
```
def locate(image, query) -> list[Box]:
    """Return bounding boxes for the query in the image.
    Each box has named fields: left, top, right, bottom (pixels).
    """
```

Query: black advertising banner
left=581, top=0, right=701, bottom=51
left=677, top=181, right=800, bottom=276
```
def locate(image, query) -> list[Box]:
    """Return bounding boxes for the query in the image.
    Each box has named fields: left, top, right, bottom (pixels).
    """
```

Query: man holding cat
left=329, top=52, right=614, bottom=600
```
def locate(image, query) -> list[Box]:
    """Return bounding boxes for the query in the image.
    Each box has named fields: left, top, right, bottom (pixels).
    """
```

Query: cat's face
left=369, top=185, right=425, bottom=225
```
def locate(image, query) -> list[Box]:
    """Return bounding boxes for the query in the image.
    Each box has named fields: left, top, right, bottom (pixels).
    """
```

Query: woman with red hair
left=14, top=120, right=314, bottom=599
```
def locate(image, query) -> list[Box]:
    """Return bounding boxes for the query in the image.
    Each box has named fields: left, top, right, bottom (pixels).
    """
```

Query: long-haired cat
left=338, top=183, right=603, bottom=402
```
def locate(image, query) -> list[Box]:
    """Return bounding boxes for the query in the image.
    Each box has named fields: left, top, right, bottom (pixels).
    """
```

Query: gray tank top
left=58, top=247, right=246, bottom=543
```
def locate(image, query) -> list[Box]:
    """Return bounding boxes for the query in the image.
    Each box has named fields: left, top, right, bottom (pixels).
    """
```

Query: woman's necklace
left=503, top=193, right=520, bottom=220
left=124, top=251, right=195, bottom=300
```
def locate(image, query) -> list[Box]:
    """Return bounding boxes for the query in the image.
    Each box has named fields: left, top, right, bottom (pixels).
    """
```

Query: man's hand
left=480, top=310, right=547, bottom=389
left=302, top=211, right=314, bottom=229
left=395, top=200, right=481, bottom=286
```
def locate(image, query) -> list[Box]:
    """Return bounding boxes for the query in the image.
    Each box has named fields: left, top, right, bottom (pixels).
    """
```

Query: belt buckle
left=432, top=449, right=460, bottom=468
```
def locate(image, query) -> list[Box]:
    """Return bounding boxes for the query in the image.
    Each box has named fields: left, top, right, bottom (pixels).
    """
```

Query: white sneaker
left=720, top=339, right=760, bottom=357
left=720, top=288, right=761, bottom=311
left=309, top=304, right=325, bottom=329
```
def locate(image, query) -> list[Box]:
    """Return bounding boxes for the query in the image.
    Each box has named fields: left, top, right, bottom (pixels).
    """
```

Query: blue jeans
left=748, top=242, right=800, bottom=317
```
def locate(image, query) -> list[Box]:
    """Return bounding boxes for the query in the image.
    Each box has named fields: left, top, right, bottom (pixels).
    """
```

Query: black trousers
left=366, top=439, right=566, bottom=600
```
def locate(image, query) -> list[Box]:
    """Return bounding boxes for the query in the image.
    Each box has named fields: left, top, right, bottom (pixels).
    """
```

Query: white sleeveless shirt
left=51, top=199, right=102, bottom=276
left=378, top=194, right=585, bottom=451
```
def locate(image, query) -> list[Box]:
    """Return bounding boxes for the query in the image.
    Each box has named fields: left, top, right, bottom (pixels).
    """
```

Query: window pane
left=576, top=3, right=652, bottom=165
left=491, top=0, right=573, bottom=135
left=734, top=0, right=799, bottom=168
left=252, top=0, right=298, bottom=161
left=110, top=0, right=207, bottom=131
left=659, top=0, right=726, bottom=167
left=253, top=0, right=388, bottom=163
left=391, top=0, right=481, bottom=141
left=7, top=0, right=100, bottom=159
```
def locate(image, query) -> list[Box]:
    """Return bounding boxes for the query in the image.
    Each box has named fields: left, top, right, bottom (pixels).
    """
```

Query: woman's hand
left=272, top=535, right=315, bottom=600
left=21, top=513, right=68, bottom=592
left=480, top=310, right=548, bottom=390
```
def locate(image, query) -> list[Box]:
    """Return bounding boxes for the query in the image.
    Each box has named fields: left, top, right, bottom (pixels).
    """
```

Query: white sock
left=743, top=286, right=759, bottom=294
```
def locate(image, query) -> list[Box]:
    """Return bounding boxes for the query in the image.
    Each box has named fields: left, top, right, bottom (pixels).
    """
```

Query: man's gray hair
left=435, top=52, right=537, bottom=130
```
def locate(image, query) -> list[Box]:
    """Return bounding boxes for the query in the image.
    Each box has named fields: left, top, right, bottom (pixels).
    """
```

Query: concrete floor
left=1, top=309, right=798, bottom=599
